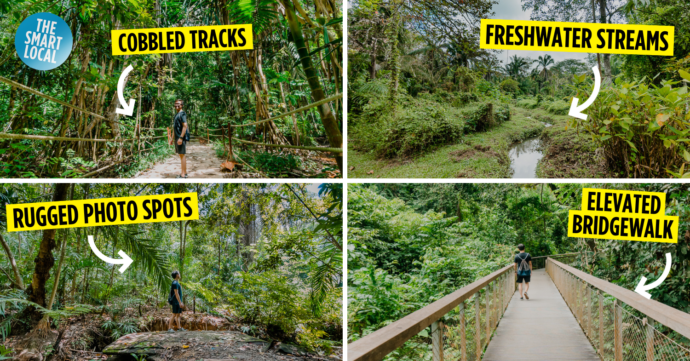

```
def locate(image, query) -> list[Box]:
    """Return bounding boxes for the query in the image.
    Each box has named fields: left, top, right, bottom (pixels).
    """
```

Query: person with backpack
left=168, top=270, right=187, bottom=332
left=173, top=99, right=190, bottom=179
left=514, top=244, right=532, bottom=300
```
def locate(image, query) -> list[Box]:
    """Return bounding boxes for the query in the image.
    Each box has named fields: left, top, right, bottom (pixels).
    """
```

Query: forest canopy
left=0, top=0, right=343, bottom=178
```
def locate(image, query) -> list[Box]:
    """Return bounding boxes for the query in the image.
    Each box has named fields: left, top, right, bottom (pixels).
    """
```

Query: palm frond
left=101, top=227, right=171, bottom=293
left=308, top=241, right=342, bottom=316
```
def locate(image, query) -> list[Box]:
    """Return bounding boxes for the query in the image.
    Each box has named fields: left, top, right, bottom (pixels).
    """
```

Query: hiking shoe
left=179, top=328, right=187, bottom=331
left=524, top=292, right=529, bottom=300
left=520, top=296, right=524, bottom=300
left=168, top=329, right=175, bottom=332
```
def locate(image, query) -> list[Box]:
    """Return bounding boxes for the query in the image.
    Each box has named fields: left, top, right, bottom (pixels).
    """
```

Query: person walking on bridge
left=173, top=99, right=190, bottom=178
left=515, top=244, right=532, bottom=300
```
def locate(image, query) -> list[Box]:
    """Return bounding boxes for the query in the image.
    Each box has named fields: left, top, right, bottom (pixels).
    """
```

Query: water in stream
left=509, top=136, right=543, bottom=178
left=508, top=122, right=553, bottom=178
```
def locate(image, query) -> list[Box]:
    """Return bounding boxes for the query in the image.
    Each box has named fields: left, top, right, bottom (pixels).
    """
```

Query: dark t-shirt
left=174, top=111, right=189, bottom=141
left=170, top=280, right=183, bottom=305
left=515, top=252, right=532, bottom=273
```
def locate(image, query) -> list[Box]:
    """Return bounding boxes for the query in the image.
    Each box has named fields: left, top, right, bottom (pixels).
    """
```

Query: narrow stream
left=508, top=123, right=551, bottom=178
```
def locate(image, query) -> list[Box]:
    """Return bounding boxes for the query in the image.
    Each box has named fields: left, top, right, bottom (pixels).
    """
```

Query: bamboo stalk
left=0, top=132, right=132, bottom=142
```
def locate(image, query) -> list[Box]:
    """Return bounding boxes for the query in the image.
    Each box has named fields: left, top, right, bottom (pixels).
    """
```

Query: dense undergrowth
left=350, top=83, right=511, bottom=158
left=1, top=183, right=343, bottom=359
left=348, top=183, right=690, bottom=359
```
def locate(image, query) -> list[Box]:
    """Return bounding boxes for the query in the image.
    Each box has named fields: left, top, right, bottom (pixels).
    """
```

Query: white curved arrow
left=635, top=252, right=672, bottom=300
left=568, top=65, right=601, bottom=120
left=88, top=235, right=133, bottom=273
left=115, top=65, right=135, bottom=116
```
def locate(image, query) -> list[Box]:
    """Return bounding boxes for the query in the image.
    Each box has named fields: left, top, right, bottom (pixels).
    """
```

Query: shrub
left=379, top=105, right=464, bottom=158
left=352, top=96, right=464, bottom=158
left=569, top=72, right=690, bottom=178
left=495, top=104, right=511, bottom=123
left=454, top=66, right=478, bottom=92
left=452, top=92, right=479, bottom=107
left=463, top=103, right=506, bottom=131
left=236, top=150, right=302, bottom=176
left=543, top=100, right=570, bottom=115
left=516, top=98, right=538, bottom=109
left=500, top=78, right=519, bottom=94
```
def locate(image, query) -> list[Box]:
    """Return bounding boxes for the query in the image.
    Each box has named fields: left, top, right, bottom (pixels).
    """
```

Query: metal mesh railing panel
left=548, top=260, right=690, bottom=361
left=438, top=271, right=515, bottom=361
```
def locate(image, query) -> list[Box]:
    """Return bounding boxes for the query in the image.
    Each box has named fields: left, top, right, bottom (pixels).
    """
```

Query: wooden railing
left=206, top=93, right=343, bottom=157
left=348, top=264, right=515, bottom=361
left=531, top=253, right=578, bottom=270
left=547, top=258, right=690, bottom=360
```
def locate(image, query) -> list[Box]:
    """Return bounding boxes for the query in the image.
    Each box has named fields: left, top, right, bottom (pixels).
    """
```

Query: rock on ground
left=103, top=330, right=322, bottom=360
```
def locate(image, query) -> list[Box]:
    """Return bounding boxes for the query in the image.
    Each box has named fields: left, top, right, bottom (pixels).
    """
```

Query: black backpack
left=167, top=283, right=175, bottom=305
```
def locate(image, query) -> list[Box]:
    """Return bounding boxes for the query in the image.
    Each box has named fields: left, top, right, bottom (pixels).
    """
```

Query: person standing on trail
left=514, top=244, right=532, bottom=300
left=168, top=270, right=187, bottom=332
left=174, top=99, right=190, bottom=178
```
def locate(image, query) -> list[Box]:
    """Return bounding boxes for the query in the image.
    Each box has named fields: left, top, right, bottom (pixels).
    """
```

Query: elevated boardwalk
left=483, top=269, right=599, bottom=360
left=348, top=255, right=690, bottom=361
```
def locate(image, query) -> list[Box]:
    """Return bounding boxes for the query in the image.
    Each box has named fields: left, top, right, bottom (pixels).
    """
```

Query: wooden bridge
left=348, top=254, right=690, bottom=361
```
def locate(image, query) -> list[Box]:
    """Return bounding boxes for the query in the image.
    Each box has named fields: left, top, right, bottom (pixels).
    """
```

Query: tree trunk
left=598, top=0, right=612, bottom=80
left=0, top=233, right=25, bottom=289
left=27, top=183, right=70, bottom=311
left=47, top=230, right=68, bottom=310
left=283, top=0, right=343, bottom=171
left=387, top=11, right=401, bottom=108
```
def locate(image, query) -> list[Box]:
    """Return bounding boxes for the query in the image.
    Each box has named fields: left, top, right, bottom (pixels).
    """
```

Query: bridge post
left=486, top=283, right=491, bottom=342
left=645, top=318, right=654, bottom=361
left=458, top=302, right=467, bottom=361
left=475, top=293, right=481, bottom=360
left=491, top=280, right=500, bottom=328
left=598, top=290, right=604, bottom=356
left=500, top=275, right=505, bottom=316
left=432, top=320, right=444, bottom=361
left=614, top=300, right=623, bottom=360
left=580, top=280, right=585, bottom=322
left=586, top=286, right=592, bottom=337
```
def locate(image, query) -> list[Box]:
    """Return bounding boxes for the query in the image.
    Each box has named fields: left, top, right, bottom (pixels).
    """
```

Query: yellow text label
left=111, top=24, right=253, bottom=55
left=480, top=19, right=674, bottom=56
left=568, top=188, right=678, bottom=243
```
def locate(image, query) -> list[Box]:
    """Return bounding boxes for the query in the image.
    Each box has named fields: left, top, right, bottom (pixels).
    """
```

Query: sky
left=490, top=0, right=590, bottom=66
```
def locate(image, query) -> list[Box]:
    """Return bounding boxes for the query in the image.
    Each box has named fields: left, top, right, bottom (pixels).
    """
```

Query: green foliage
left=570, top=74, right=690, bottom=178
left=238, top=150, right=302, bottom=176
left=517, top=98, right=539, bottom=109
left=224, top=271, right=305, bottom=333
left=102, top=320, right=139, bottom=339
left=543, top=100, right=570, bottom=115
left=451, top=92, right=479, bottom=107
left=348, top=184, right=550, bottom=351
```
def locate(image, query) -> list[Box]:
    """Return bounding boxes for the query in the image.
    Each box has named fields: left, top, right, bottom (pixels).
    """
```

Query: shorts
left=517, top=274, right=531, bottom=283
left=172, top=303, right=183, bottom=314
left=175, top=140, right=186, bottom=155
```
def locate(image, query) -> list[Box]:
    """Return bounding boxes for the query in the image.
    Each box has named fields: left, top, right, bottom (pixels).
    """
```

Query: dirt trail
left=135, top=139, right=228, bottom=179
